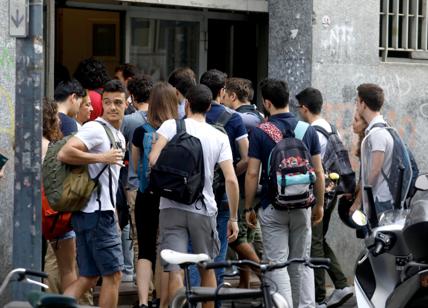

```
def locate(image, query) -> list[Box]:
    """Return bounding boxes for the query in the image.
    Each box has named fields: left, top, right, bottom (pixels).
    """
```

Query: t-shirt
left=178, top=99, right=186, bottom=119
left=121, top=110, right=147, bottom=189
left=206, top=102, right=248, bottom=162
left=157, top=118, right=233, bottom=216
left=88, top=89, right=103, bottom=121
left=312, top=118, right=332, bottom=160
left=75, top=117, right=126, bottom=213
left=361, top=115, right=393, bottom=202
left=248, top=113, right=321, bottom=209
left=59, top=112, right=78, bottom=137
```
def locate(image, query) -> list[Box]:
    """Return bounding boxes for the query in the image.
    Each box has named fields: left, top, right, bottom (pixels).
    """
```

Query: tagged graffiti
left=321, top=24, right=355, bottom=61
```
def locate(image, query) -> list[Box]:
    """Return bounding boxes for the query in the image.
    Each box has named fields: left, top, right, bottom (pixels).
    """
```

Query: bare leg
left=199, top=268, right=216, bottom=308
left=136, top=259, right=152, bottom=306
left=168, top=271, right=183, bottom=304
left=232, top=242, right=260, bottom=288
left=159, top=271, right=170, bottom=308
left=64, top=276, right=98, bottom=300
left=52, top=238, right=78, bottom=291
left=98, top=271, right=122, bottom=308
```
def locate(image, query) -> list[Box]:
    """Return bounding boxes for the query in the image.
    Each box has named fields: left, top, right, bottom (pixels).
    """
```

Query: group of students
left=40, top=57, right=418, bottom=308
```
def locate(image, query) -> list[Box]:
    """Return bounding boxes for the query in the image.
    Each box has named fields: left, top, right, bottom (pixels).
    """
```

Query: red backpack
left=42, top=185, right=72, bottom=241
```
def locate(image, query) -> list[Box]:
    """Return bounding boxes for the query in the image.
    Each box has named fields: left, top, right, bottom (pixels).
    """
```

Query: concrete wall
left=0, top=0, right=16, bottom=303
left=311, top=0, right=428, bottom=279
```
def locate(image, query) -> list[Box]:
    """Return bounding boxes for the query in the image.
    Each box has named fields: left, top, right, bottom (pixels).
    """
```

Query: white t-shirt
left=362, top=115, right=393, bottom=202
left=75, top=117, right=125, bottom=213
left=311, top=118, right=332, bottom=160
left=157, top=118, right=233, bottom=216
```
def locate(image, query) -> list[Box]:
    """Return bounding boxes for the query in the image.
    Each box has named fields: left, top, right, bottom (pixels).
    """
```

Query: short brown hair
left=147, top=82, right=179, bottom=128
left=357, top=83, right=384, bottom=111
left=225, top=78, right=250, bottom=102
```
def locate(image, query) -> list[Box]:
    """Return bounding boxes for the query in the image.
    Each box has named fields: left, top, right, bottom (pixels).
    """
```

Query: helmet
left=337, top=197, right=360, bottom=229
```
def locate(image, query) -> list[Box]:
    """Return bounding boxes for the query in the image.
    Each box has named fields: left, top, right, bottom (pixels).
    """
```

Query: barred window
left=380, top=0, right=428, bottom=60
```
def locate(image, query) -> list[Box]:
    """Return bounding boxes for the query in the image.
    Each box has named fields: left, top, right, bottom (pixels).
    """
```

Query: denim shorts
left=72, top=211, right=124, bottom=277
left=50, top=230, right=76, bottom=243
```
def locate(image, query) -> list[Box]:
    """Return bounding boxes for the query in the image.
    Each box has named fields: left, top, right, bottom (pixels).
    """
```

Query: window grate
left=380, top=0, right=428, bottom=60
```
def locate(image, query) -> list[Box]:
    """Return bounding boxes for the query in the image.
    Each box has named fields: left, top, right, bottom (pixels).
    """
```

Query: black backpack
left=208, top=110, right=233, bottom=205
left=260, top=121, right=316, bottom=210
left=313, top=124, right=356, bottom=195
left=371, top=123, right=419, bottom=201
left=150, top=119, right=205, bottom=205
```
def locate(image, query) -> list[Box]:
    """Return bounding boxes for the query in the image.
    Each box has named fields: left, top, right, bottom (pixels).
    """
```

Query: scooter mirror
left=415, top=174, right=428, bottom=191
left=351, top=210, right=368, bottom=227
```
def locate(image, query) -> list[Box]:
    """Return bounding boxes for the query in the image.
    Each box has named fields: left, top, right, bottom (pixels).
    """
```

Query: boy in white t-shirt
left=57, top=80, right=128, bottom=308
left=297, top=87, right=353, bottom=308
left=149, top=84, right=239, bottom=308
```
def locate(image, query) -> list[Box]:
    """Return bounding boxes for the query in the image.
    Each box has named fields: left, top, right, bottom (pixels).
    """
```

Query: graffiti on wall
left=321, top=24, right=355, bottom=62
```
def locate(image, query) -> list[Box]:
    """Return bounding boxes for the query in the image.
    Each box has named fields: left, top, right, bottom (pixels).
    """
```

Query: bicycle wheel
left=271, top=291, right=291, bottom=308
left=170, top=288, right=190, bottom=308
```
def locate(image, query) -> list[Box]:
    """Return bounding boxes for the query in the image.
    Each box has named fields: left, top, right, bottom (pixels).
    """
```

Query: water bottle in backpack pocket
left=260, top=121, right=316, bottom=210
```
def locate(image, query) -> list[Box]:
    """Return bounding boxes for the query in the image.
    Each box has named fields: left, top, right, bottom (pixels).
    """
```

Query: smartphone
left=0, top=153, right=8, bottom=169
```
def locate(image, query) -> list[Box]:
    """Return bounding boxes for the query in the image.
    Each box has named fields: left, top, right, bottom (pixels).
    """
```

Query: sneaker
left=326, top=286, right=353, bottom=307
left=316, top=302, right=327, bottom=308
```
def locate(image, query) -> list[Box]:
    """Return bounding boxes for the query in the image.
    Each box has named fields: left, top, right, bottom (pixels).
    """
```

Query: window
left=380, top=0, right=428, bottom=60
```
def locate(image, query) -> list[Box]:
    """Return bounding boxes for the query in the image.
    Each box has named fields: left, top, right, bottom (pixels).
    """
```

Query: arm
left=235, top=137, right=249, bottom=176
left=244, top=158, right=261, bottom=229
left=131, top=144, right=141, bottom=174
left=219, top=159, right=240, bottom=242
left=368, top=151, right=385, bottom=186
left=350, top=183, right=362, bottom=214
left=312, top=154, right=325, bottom=225
left=149, top=134, right=168, bottom=167
left=57, top=136, right=123, bottom=165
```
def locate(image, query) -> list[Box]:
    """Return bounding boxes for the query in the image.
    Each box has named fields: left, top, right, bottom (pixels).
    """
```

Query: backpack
left=260, top=121, right=316, bottom=210
left=208, top=110, right=233, bottom=204
left=313, top=124, right=356, bottom=195
left=138, top=122, right=157, bottom=193
left=371, top=123, right=418, bottom=202
left=150, top=119, right=205, bottom=205
left=116, top=166, right=130, bottom=230
left=235, top=104, right=264, bottom=122
left=42, top=121, right=117, bottom=212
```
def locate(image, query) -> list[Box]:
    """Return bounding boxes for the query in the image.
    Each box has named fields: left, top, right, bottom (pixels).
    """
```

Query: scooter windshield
left=360, top=125, right=412, bottom=225
left=378, top=209, right=409, bottom=227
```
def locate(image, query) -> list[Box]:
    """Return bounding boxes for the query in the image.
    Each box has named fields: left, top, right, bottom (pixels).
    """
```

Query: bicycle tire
left=170, top=288, right=189, bottom=308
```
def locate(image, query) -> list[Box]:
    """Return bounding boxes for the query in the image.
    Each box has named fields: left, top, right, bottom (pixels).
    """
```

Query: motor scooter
left=353, top=173, right=428, bottom=308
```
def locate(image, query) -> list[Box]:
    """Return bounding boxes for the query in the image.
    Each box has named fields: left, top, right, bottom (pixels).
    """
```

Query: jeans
left=259, top=205, right=312, bottom=308
left=121, top=223, right=134, bottom=276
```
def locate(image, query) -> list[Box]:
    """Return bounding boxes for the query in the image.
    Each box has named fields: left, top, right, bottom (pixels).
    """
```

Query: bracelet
left=243, top=208, right=254, bottom=214
left=229, top=217, right=238, bottom=222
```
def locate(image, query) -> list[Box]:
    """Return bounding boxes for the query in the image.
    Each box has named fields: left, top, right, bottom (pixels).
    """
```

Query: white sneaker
left=316, top=302, right=327, bottom=308
left=326, top=286, right=353, bottom=307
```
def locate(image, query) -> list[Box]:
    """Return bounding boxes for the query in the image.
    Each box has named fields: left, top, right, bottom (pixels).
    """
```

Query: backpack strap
left=94, top=120, right=119, bottom=209
left=176, top=119, right=187, bottom=134
left=259, top=122, right=283, bottom=143
left=215, top=110, right=233, bottom=127
left=294, top=121, right=310, bottom=140
left=313, top=125, right=331, bottom=139
left=142, top=122, right=156, bottom=133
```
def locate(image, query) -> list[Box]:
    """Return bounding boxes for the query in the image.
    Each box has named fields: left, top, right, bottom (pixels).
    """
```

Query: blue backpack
left=138, top=123, right=157, bottom=193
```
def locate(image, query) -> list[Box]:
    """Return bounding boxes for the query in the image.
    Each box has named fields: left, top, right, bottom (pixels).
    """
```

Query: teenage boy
left=200, top=69, right=248, bottom=285
left=168, top=67, right=197, bottom=119
left=149, top=84, right=239, bottom=308
left=54, top=79, right=86, bottom=136
left=59, top=80, right=128, bottom=308
left=245, top=78, right=324, bottom=307
left=297, top=87, right=353, bottom=308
